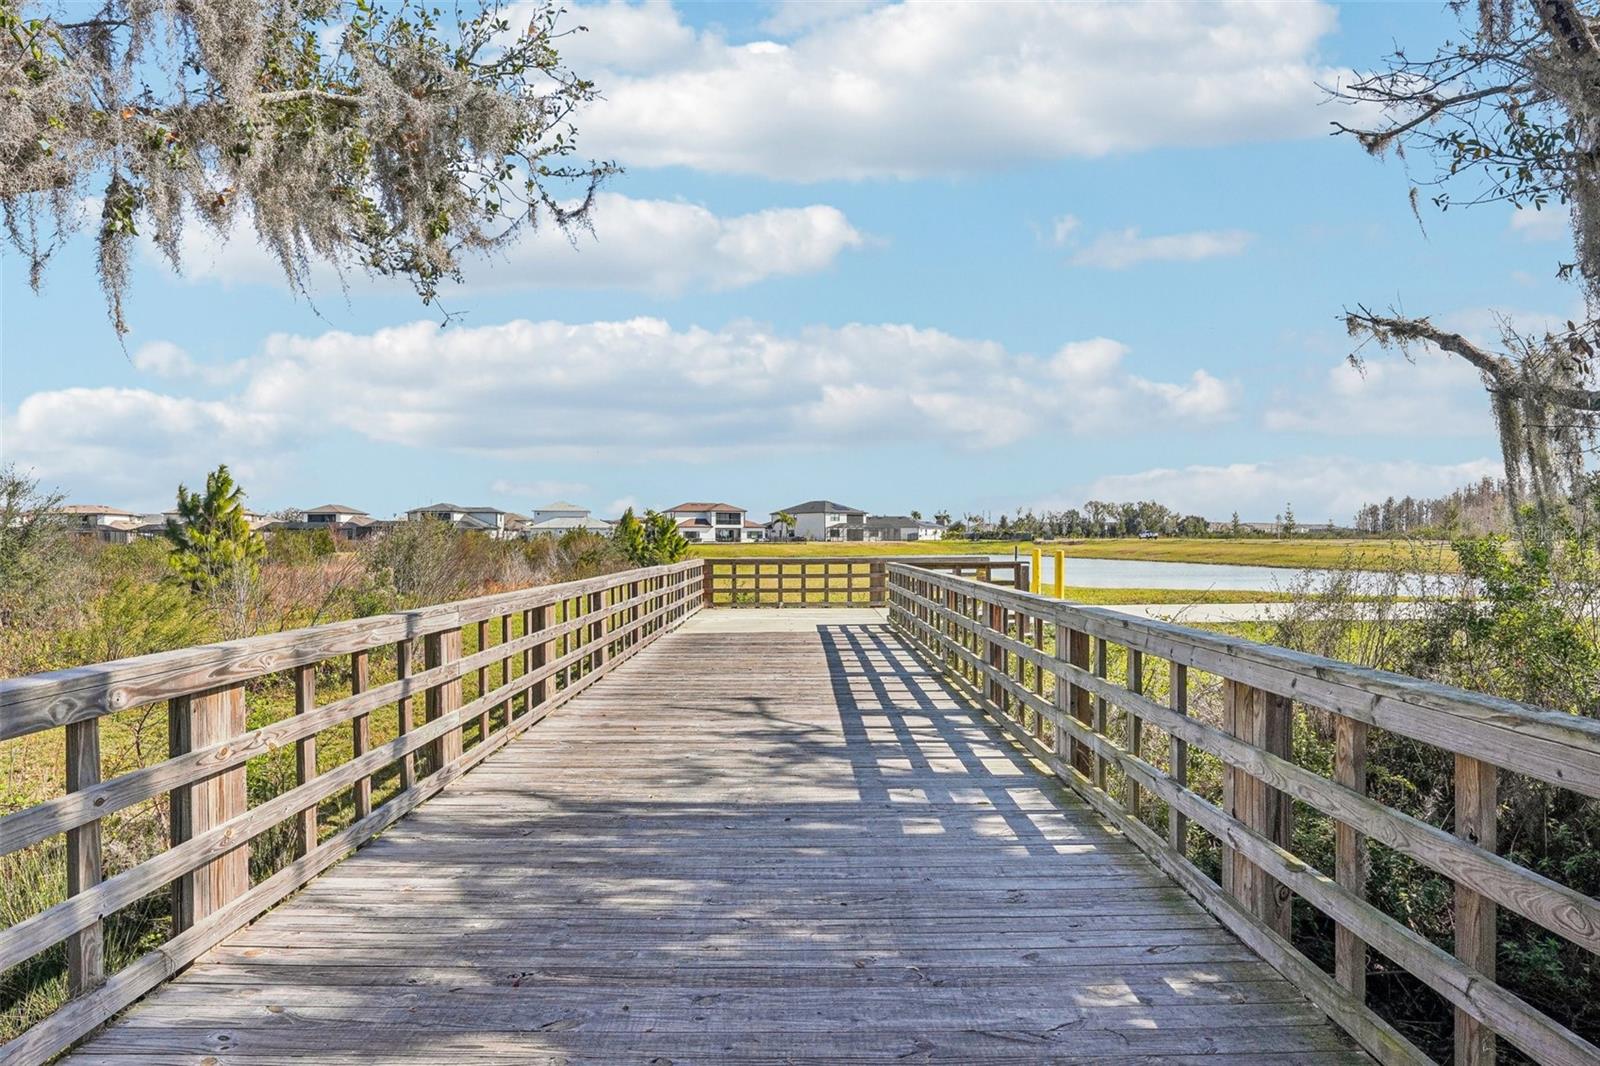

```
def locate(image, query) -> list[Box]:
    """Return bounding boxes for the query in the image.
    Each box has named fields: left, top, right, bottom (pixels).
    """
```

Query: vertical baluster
left=1067, top=628, right=1092, bottom=777
left=1455, top=755, right=1498, bottom=1066
left=1093, top=638, right=1109, bottom=791
left=65, top=719, right=104, bottom=994
left=169, top=684, right=249, bottom=933
left=397, top=639, right=416, bottom=791
left=588, top=590, right=605, bottom=671
left=475, top=619, right=490, bottom=744
left=531, top=604, right=550, bottom=709
left=1030, top=615, right=1045, bottom=737
left=1335, top=714, right=1369, bottom=1005
left=1167, top=662, right=1188, bottom=854
left=1222, top=680, right=1293, bottom=937
left=1126, top=649, right=1143, bottom=818
left=500, top=612, right=513, bottom=729
left=351, top=650, right=371, bottom=820
left=424, top=627, right=463, bottom=774
left=293, top=664, right=317, bottom=857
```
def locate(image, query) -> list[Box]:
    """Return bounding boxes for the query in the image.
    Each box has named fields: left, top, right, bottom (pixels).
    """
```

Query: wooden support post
left=1092, top=638, right=1109, bottom=791
left=396, top=639, right=416, bottom=791
left=1455, top=754, right=1498, bottom=1066
left=1067, top=628, right=1092, bottom=777
left=292, top=664, right=317, bottom=858
left=64, top=719, right=104, bottom=995
left=475, top=619, right=491, bottom=744
left=351, top=650, right=372, bottom=820
left=424, top=628, right=463, bottom=775
left=1030, top=614, right=1045, bottom=737
left=1222, top=680, right=1294, bottom=937
left=1335, top=714, right=1369, bottom=1004
left=702, top=560, right=714, bottom=607
left=1167, top=662, right=1189, bottom=854
left=168, top=684, right=249, bottom=934
left=1126, top=649, right=1143, bottom=819
left=1015, top=561, right=1029, bottom=593
left=526, top=604, right=549, bottom=712
left=588, top=590, right=606, bottom=672
left=500, top=612, right=513, bottom=729
left=987, top=602, right=1005, bottom=710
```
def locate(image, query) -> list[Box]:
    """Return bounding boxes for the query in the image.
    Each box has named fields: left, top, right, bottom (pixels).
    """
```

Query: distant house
left=861, top=515, right=944, bottom=542
left=56, top=505, right=144, bottom=544
left=665, top=502, right=764, bottom=544
left=304, top=504, right=368, bottom=526
left=259, top=503, right=388, bottom=541
left=772, top=500, right=867, bottom=541
left=524, top=501, right=613, bottom=537
left=406, top=502, right=517, bottom=539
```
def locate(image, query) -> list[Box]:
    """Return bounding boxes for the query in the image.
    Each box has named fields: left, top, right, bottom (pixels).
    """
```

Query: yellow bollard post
left=1052, top=550, right=1065, bottom=599
left=1029, top=547, right=1041, bottom=593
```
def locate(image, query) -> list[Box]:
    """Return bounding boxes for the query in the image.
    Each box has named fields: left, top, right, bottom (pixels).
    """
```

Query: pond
left=993, top=553, right=1382, bottom=592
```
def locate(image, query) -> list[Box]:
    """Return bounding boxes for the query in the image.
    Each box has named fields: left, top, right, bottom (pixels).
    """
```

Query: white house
left=771, top=500, right=866, bottom=541
left=524, top=501, right=613, bottom=536
left=406, top=502, right=516, bottom=538
left=304, top=503, right=368, bottom=526
left=665, top=502, right=764, bottom=544
left=861, top=515, right=945, bottom=542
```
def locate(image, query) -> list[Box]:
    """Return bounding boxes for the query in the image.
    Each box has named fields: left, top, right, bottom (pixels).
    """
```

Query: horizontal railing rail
left=886, top=562, right=1600, bottom=1066
left=702, top=555, right=1025, bottom=607
left=0, top=561, right=703, bottom=1066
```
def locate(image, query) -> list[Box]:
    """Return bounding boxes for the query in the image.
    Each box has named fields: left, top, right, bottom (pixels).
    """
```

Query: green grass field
left=692, top=537, right=1456, bottom=572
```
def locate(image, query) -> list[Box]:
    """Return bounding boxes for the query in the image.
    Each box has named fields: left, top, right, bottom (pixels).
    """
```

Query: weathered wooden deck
left=61, top=609, right=1367, bottom=1064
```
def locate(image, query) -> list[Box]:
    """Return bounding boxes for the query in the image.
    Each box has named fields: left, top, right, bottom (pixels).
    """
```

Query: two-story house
left=665, top=502, right=764, bottom=544
left=406, top=503, right=516, bottom=539
left=525, top=501, right=613, bottom=536
left=772, top=500, right=867, bottom=541
left=57, top=505, right=144, bottom=543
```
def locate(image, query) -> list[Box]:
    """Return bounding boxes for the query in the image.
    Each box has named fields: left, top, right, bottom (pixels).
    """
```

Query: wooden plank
left=396, top=638, right=416, bottom=791
left=167, top=684, right=249, bottom=934
left=1455, top=755, right=1497, bottom=1066
left=1168, top=661, right=1188, bottom=855
left=293, top=663, right=317, bottom=858
left=424, top=628, right=463, bottom=774
left=64, top=719, right=103, bottom=995
left=351, top=650, right=372, bottom=820
left=1335, top=715, right=1368, bottom=1003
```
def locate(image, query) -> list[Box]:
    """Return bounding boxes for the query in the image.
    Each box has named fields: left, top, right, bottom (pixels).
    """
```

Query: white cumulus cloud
left=5, top=318, right=1237, bottom=499
left=554, top=0, right=1351, bottom=180
left=1069, top=227, right=1254, bottom=270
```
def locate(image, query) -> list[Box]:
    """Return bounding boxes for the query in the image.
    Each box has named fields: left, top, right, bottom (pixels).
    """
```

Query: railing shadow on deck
left=885, top=562, right=1600, bottom=1066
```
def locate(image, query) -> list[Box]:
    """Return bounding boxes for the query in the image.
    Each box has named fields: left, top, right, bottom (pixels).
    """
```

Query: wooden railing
left=703, top=555, right=1025, bottom=607
left=0, top=561, right=702, bottom=1066
left=886, top=563, right=1600, bottom=1066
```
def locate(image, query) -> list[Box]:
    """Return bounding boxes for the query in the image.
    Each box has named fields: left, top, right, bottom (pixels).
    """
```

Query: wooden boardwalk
left=62, top=609, right=1368, bottom=1064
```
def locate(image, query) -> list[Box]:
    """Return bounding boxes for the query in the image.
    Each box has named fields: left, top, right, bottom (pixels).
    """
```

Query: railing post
left=396, top=638, right=416, bottom=790
left=986, top=601, right=1005, bottom=710
left=1067, top=627, right=1092, bottom=777
left=1167, top=662, right=1188, bottom=854
left=588, top=590, right=606, bottom=670
left=499, top=612, right=513, bottom=728
left=424, top=627, right=463, bottom=774
left=1335, top=714, right=1369, bottom=1004
left=530, top=604, right=550, bottom=709
left=1222, top=680, right=1294, bottom=938
left=1126, top=649, right=1143, bottom=817
left=1455, top=754, right=1498, bottom=1066
left=351, top=650, right=372, bottom=820
left=1092, top=638, right=1109, bottom=790
left=168, top=683, right=249, bottom=934
left=702, top=559, right=714, bottom=607
left=293, top=664, right=317, bottom=857
left=64, top=719, right=104, bottom=994
left=475, top=619, right=491, bottom=742
left=870, top=560, right=887, bottom=607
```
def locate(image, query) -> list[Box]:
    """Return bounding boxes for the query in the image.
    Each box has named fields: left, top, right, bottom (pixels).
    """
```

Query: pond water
left=994, top=554, right=1379, bottom=592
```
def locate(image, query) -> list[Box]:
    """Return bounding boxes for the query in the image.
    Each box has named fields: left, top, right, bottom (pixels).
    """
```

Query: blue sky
left=0, top=0, right=1575, bottom=522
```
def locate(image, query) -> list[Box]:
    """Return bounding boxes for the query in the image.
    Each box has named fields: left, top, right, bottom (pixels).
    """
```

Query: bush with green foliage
left=611, top=508, right=689, bottom=566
